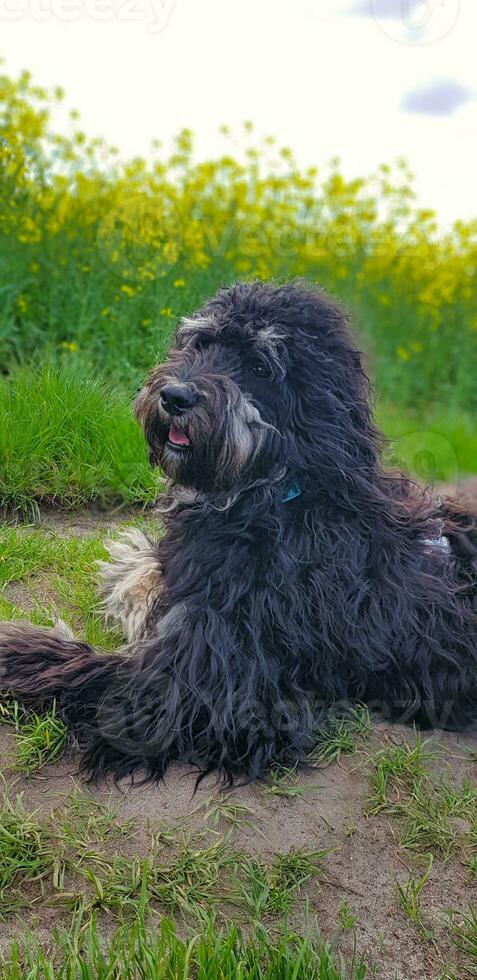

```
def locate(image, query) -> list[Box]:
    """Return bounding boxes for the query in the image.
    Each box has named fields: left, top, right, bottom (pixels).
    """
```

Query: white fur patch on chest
left=98, top=529, right=162, bottom=645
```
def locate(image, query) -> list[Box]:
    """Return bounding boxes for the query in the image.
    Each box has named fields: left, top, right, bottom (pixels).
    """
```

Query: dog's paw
left=97, top=529, right=162, bottom=644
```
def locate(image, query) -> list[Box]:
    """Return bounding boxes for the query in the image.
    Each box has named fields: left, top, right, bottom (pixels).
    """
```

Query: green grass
left=377, top=403, right=477, bottom=486
left=395, top=856, right=433, bottom=937
left=451, top=907, right=477, bottom=975
left=199, top=794, right=258, bottom=832
left=1, top=698, right=71, bottom=779
left=1, top=908, right=368, bottom=979
left=338, top=901, right=359, bottom=933
left=312, top=706, right=372, bottom=765
left=263, top=764, right=321, bottom=800
left=228, top=850, right=328, bottom=919
left=0, top=778, right=344, bottom=967
left=367, top=735, right=436, bottom=815
left=399, top=779, right=476, bottom=860
left=0, top=791, right=52, bottom=911
left=0, top=772, right=328, bottom=926
left=11, top=702, right=67, bottom=775
left=0, top=522, right=125, bottom=650
left=0, top=523, right=128, bottom=773
left=367, top=736, right=477, bottom=865
left=0, top=783, right=358, bottom=977
left=0, top=363, right=159, bottom=514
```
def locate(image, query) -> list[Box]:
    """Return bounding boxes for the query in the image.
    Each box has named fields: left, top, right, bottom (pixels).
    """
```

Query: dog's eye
left=192, top=334, right=213, bottom=352
left=251, top=361, right=271, bottom=379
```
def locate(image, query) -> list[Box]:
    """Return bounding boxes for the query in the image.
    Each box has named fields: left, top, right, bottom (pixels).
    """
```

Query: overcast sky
left=2, top=0, right=476, bottom=225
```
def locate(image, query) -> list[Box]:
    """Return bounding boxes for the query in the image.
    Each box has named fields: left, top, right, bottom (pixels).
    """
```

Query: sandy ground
left=1, top=722, right=477, bottom=978
left=1, top=502, right=153, bottom=538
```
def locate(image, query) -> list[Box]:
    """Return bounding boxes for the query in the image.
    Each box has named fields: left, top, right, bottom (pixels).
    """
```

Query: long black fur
left=1, top=280, right=476, bottom=782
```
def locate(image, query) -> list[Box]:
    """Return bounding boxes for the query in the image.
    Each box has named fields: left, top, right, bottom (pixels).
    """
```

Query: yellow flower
left=173, top=279, right=185, bottom=288
left=396, top=346, right=410, bottom=362
left=160, top=308, right=174, bottom=316
left=60, top=341, right=79, bottom=352
left=16, top=294, right=28, bottom=313
left=120, top=284, right=136, bottom=297
left=142, top=318, right=152, bottom=327
left=100, top=308, right=110, bottom=317
left=18, top=215, right=41, bottom=244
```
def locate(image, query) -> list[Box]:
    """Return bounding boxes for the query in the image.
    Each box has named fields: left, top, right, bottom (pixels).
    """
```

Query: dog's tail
left=0, top=621, right=123, bottom=730
left=0, top=619, right=319, bottom=784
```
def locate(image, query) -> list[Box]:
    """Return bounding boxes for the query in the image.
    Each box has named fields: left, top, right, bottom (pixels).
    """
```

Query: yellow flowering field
left=0, top=67, right=476, bottom=506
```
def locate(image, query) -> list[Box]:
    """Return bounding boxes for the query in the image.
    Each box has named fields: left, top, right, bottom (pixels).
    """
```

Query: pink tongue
left=168, top=426, right=190, bottom=446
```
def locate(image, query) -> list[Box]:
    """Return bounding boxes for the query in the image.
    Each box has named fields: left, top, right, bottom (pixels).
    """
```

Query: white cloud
left=350, top=0, right=423, bottom=19
left=402, top=77, right=475, bottom=115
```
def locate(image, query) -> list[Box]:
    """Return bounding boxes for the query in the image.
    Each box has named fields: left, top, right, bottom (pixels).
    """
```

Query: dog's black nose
left=160, top=384, right=197, bottom=415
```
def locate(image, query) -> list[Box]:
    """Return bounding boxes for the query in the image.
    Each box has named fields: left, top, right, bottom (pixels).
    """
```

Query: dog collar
left=282, top=482, right=302, bottom=503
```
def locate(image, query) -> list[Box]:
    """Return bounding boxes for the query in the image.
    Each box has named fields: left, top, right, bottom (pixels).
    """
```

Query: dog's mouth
left=166, top=425, right=191, bottom=451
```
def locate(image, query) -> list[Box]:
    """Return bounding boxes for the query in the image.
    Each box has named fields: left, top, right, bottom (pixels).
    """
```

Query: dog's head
left=135, top=281, right=377, bottom=495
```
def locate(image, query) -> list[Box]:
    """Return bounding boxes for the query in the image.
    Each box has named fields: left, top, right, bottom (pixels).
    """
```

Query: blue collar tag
left=282, top=482, right=302, bottom=503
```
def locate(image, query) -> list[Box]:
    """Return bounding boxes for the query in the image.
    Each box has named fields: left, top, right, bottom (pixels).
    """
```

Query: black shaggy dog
left=1, top=280, right=476, bottom=782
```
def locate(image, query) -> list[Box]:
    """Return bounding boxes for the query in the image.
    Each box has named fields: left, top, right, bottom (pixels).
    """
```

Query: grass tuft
left=450, top=907, right=477, bottom=975
left=0, top=364, right=159, bottom=514
left=367, top=735, right=435, bottom=815
left=0, top=907, right=369, bottom=979
left=368, top=737, right=477, bottom=862
left=312, top=705, right=372, bottom=765
left=12, top=701, right=68, bottom=775
left=200, top=794, right=258, bottom=832
left=229, top=849, right=328, bottom=919
left=338, top=901, right=358, bottom=932
left=263, top=764, right=321, bottom=799
left=395, top=856, right=433, bottom=937
left=0, top=523, right=126, bottom=650
left=149, top=837, right=237, bottom=918
left=0, top=792, right=52, bottom=910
